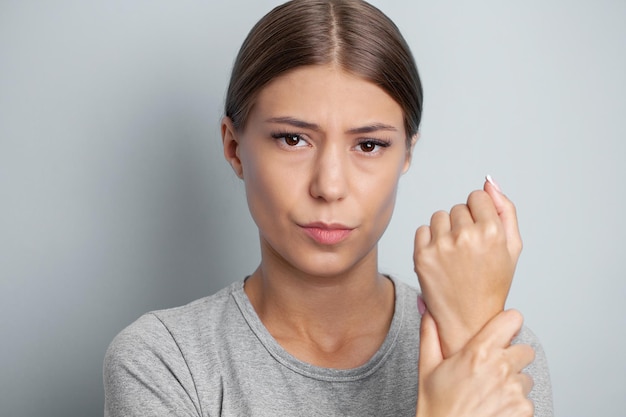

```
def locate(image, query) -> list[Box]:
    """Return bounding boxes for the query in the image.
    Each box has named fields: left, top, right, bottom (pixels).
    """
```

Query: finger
left=429, top=210, right=451, bottom=240
left=414, top=225, right=432, bottom=249
left=484, top=177, right=522, bottom=252
left=516, top=372, right=535, bottom=397
left=513, top=399, right=535, bottom=417
left=414, top=226, right=432, bottom=283
left=466, top=189, right=500, bottom=225
left=418, top=311, right=444, bottom=379
left=449, top=203, right=474, bottom=233
left=505, top=343, right=536, bottom=373
left=469, top=309, right=524, bottom=350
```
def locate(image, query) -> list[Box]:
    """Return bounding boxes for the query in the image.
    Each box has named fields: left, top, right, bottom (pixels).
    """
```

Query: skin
left=418, top=309, right=535, bottom=417
left=222, top=64, right=533, bottom=415
left=415, top=179, right=524, bottom=357
left=223, top=64, right=410, bottom=368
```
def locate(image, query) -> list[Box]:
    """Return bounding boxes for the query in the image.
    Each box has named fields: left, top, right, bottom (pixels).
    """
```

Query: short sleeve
left=103, top=313, right=202, bottom=417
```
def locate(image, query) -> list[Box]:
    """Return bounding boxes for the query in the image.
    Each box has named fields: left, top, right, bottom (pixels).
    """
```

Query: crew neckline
left=231, top=276, right=406, bottom=382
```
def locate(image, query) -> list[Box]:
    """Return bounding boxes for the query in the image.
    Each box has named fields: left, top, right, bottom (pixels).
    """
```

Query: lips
left=300, top=222, right=354, bottom=245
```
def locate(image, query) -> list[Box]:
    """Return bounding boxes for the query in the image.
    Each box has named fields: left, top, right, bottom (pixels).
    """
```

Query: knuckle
left=430, top=210, right=449, bottom=224
left=432, top=237, right=452, bottom=257
left=480, top=221, right=501, bottom=241
left=450, top=203, right=467, bottom=214
left=498, top=360, right=512, bottom=379
left=416, top=224, right=429, bottom=234
left=414, top=225, right=430, bottom=246
left=452, top=227, right=473, bottom=246
left=467, top=189, right=487, bottom=205
left=468, top=344, right=490, bottom=369
left=506, top=309, right=524, bottom=326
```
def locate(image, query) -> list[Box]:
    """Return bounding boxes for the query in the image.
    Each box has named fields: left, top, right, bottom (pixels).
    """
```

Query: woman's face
left=223, top=64, right=414, bottom=278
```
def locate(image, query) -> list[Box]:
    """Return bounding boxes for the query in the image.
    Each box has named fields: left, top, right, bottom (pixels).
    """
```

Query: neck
left=244, top=242, right=395, bottom=368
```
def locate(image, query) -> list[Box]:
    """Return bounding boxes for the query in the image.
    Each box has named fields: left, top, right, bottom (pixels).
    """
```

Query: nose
left=309, top=143, right=349, bottom=202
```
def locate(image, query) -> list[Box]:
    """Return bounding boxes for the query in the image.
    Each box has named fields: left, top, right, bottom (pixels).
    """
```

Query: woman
left=104, top=1, right=552, bottom=416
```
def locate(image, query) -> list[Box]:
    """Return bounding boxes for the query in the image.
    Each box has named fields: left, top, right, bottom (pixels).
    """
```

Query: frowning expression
left=223, top=64, right=414, bottom=278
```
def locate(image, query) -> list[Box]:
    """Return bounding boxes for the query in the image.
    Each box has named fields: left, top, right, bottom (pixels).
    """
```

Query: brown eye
left=285, top=134, right=300, bottom=146
left=360, top=141, right=376, bottom=152
left=355, top=139, right=390, bottom=154
left=271, top=132, right=309, bottom=148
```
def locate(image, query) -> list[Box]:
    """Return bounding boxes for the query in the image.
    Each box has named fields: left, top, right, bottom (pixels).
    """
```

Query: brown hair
left=225, top=0, right=423, bottom=144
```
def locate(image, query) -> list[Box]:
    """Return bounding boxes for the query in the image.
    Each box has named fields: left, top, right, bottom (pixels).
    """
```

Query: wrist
left=433, top=308, right=502, bottom=357
left=437, top=324, right=474, bottom=358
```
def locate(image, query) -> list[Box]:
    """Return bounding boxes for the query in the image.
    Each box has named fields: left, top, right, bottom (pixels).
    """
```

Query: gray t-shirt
left=104, top=278, right=553, bottom=416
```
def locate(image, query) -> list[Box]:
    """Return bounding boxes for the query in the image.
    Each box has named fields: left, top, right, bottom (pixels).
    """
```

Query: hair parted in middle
left=225, top=0, right=423, bottom=145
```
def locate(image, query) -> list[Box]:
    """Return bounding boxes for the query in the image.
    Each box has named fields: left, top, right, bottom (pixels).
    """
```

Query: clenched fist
left=414, top=176, right=523, bottom=357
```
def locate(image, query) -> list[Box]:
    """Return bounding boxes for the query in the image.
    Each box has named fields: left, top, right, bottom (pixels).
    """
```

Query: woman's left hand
left=414, top=177, right=523, bottom=357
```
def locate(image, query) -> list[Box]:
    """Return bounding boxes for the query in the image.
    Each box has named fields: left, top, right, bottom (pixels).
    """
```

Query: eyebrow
left=265, top=117, right=398, bottom=134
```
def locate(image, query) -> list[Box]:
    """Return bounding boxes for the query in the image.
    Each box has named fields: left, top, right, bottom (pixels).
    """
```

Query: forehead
left=247, top=65, right=405, bottom=131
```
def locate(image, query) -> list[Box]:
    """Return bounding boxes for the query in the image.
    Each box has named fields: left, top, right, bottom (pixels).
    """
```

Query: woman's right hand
left=416, top=309, right=535, bottom=417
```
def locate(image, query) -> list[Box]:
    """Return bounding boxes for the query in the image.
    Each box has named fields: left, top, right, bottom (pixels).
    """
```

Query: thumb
left=418, top=310, right=444, bottom=380
left=484, top=175, right=522, bottom=254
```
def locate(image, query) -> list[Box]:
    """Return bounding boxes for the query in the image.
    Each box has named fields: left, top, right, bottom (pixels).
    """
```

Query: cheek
left=244, top=160, right=276, bottom=211
left=241, top=151, right=302, bottom=222
left=356, top=165, right=404, bottom=240
left=359, top=159, right=404, bottom=213
left=372, top=175, right=401, bottom=217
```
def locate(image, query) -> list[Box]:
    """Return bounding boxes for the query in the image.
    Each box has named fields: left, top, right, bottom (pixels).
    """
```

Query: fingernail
left=417, top=295, right=426, bottom=315
left=485, top=174, right=503, bottom=193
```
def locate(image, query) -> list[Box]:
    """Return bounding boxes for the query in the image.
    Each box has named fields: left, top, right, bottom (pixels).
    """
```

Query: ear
left=221, top=117, right=244, bottom=179
left=402, top=133, right=419, bottom=174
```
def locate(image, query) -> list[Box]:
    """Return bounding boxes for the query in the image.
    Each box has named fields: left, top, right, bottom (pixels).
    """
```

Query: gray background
left=1, top=0, right=624, bottom=416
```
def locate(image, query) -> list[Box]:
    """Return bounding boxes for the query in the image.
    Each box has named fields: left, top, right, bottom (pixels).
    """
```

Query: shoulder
left=150, top=281, right=242, bottom=337
left=103, top=282, right=242, bottom=416
left=390, top=276, right=420, bottom=303
left=105, top=281, right=241, bottom=362
left=392, top=277, right=419, bottom=293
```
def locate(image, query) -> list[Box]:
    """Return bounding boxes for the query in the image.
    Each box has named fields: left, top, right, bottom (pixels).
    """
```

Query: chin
left=287, top=250, right=374, bottom=280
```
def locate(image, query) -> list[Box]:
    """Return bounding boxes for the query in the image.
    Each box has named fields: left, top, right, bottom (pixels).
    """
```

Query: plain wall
left=1, top=1, right=624, bottom=416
